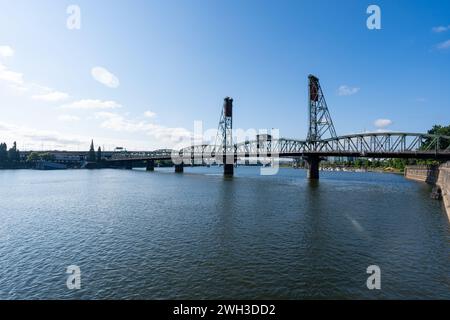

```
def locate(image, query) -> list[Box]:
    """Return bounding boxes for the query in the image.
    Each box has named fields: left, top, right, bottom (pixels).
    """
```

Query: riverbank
left=319, top=166, right=403, bottom=174
left=405, top=163, right=450, bottom=221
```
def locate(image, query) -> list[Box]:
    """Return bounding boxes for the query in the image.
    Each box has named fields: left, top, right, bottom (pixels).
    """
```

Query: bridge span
left=107, top=75, right=450, bottom=179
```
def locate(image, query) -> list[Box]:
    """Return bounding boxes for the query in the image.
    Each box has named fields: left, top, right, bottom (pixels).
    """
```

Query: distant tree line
left=426, top=125, right=450, bottom=150
left=26, top=152, right=56, bottom=162
left=324, top=158, right=417, bottom=172
left=0, top=141, right=20, bottom=164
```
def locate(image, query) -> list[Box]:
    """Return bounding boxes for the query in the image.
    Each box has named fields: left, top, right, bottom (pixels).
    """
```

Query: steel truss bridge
left=111, top=133, right=450, bottom=160
left=107, top=75, right=450, bottom=178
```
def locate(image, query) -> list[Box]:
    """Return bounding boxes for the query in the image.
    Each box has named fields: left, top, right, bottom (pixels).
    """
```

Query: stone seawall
left=437, top=165, right=450, bottom=220
left=405, top=163, right=450, bottom=220
left=404, top=165, right=439, bottom=183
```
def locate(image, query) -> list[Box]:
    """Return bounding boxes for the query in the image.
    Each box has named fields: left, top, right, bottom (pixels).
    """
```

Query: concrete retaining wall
left=405, top=163, right=450, bottom=221
left=437, top=164, right=450, bottom=220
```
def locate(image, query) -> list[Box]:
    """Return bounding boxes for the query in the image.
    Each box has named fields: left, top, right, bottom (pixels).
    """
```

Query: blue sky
left=0, top=0, right=449, bottom=151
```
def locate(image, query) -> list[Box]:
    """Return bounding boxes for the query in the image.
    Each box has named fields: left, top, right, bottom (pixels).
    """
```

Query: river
left=0, top=167, right=449, bottom=299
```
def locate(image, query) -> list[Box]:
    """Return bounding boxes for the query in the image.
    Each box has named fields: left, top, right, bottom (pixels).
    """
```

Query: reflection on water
left=0, top=167, right=449, bottom=299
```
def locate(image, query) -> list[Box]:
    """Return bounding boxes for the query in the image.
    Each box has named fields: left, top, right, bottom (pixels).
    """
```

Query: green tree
left=425, top=125, right=450, bottom=150
left=354, top=159, right=363, bottom=167
left=97, top=147, right=102, bottom=163
left=27, top=152, right=41, bottom=162
left=390, top=158, right=407, bottom=171
left=0, top=143, right=7, bottom=163
left=88, top=140, right=96, bottom=162
left=8, top=141, right=20, bottom=162
left=27, top=152, right=55, bottom=162
left=363, top=159, right=370, bottom=168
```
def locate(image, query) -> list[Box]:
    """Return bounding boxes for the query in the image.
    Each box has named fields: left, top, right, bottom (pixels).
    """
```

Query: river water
left=0, top=167, right=449, bottom=299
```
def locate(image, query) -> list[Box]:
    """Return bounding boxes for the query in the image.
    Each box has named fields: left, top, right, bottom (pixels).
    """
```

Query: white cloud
left=437, top=39, right=450, bottom=50
left=0, top=120, right=184, bottom=151
left=338, top=85, right=360, bottom=96
left=0, top=45, right=14, bottom=58
left=91, top=67, right=120, bottom=88
left=0, top=53, right=68, bottom=101
left=144, top=110, right=156, bottom=118
left=432, top=25, right=450, bottom=33
left=32, top=90, right=69, bottom=102
left=60, top=99, right=122, bottom=110
left=0, top=47, right=191, bottom=150
left=0, top=62, right=24, bottom=85
left=0, top=46, right=23, bottom=89
left=0, top=121, right=85, bottom=150
left=376, top=128, right=392, bottom=133
left=95, top=112, right=192, bottom=145
left=58, top=115, right=80, bottom=122
left=374, top=119, right=393, bottom=128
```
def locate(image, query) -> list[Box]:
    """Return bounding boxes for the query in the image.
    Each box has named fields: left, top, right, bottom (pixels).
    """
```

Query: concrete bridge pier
left=223, top=153, right=236, bottom=177
left=175, top=163, right=184, bottom=173
left=146, top=160, right=155, bottom=171
left=224, top=164, right=234, bottom=176
left=305, top=155, right=320, bottom=180
left=125, top=161, right=133, bottom=170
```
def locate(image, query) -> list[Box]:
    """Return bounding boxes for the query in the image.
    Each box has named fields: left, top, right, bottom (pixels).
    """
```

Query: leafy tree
left=387, top=158, right=407, bottom=171
left=27, top=152, right=41, bottom=162
left=88, top=140, right=96, bottom=162
left=428, top=124, right=450, bottom=136
left=8, top=141, right=20, bottom=162
left=425, top=125, right=450, bottom=150
left=27, top=152, right=55, bottom=162
left=354, top=159, right=363, bottom=167
left=0, top=143, right=7, bottom=163
left=97, top=147, right=102, bottom=163
left=363, top=159, right=370, bottom=168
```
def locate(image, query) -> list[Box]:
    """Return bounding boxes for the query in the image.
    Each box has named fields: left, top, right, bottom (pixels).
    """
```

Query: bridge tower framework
left=307, top=75, right=337, bottom=142
left=219, top=97, right=235, bottom=176
left=306, top=75, right=337, bottom=179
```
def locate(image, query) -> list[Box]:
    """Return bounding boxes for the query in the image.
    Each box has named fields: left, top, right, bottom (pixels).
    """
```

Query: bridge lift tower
left=306, top=75, right=337, bottom=179
left=219, top=97, right=235, bottom=176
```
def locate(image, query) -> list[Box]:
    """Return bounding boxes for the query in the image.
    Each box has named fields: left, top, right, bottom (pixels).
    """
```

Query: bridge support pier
left=224, top=164, right=234, bottom=177
left=175, top=163, right=184, bottom=173
left=305, top=155, right=320, bottom=180
left=146, top=160, right=155, bottom=171
left=125, top=161, right=133, bottom=170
